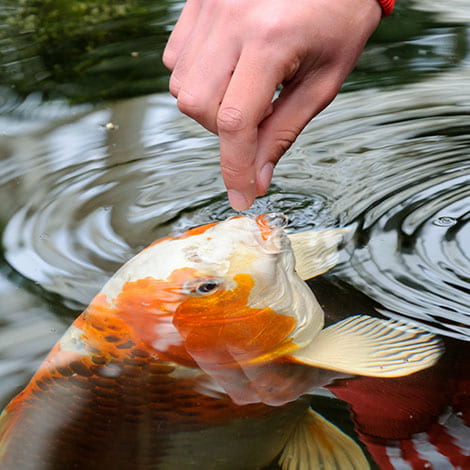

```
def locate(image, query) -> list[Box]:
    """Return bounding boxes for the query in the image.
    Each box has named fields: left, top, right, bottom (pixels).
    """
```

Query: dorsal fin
left=287, top=227, right=351, bottom=280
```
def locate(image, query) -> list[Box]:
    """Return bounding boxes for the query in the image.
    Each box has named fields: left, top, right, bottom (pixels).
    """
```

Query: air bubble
left=432, top=216, right=457, bottom=227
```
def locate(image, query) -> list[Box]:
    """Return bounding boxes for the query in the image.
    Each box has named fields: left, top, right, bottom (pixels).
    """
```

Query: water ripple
left=1, top=95, right=336, bottom=308
left=305, top=69, right=470, bottom=341
left=1, top=69, right=469, bottom=340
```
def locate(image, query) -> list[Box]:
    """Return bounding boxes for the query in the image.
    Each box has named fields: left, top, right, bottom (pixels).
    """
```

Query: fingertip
left=227, top=190, right=253, bottom=212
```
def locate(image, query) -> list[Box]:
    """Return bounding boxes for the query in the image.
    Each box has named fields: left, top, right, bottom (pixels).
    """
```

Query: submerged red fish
left=0, top=213, right=443, bottom=469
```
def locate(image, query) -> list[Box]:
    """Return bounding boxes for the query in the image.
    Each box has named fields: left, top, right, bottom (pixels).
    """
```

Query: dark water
left=0, top=0, right=469, bottom=468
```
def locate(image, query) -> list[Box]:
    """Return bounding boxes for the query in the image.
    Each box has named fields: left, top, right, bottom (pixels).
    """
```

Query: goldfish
left=0, top=213, right=443, bottom=469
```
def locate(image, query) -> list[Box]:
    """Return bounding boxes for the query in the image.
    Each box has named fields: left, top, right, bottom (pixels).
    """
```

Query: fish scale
left=0, top=307, right=309, bottom=469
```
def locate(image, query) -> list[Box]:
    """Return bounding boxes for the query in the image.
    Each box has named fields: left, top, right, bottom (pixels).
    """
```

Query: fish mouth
left=253, top=213, right=290, bottom=253
left=256, top=213, right=289, bottom=229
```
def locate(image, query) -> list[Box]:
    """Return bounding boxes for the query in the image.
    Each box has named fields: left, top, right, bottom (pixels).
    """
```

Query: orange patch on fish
left=101, top=268, right=203, bottom=366
left=255, top=214, right=274, bottom=241
left=1, top=300, right=150, bottom=424
left=2, top=296, right=134, bottom=416
left=178, top=222, right=219, bottom=238
left=91, top=269, right=297, bottom=369
left=173, top=273, right=298, bottom=367
left=78, top=296, right=146, bottom=356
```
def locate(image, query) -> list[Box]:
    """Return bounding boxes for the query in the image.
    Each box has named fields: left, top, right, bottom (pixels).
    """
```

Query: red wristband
left=376, top=0, right=395, bottom=17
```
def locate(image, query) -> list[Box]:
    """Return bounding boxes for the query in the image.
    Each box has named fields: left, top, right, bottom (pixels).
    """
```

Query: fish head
left=97, top=213, right=324, bottom=369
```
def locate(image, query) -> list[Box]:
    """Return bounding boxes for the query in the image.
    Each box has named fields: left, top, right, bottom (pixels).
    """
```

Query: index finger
left=217, top=51, right=285, bottom=211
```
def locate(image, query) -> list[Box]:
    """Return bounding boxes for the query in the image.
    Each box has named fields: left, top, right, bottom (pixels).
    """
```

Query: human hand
left=163, top=0, right=382, bottom=210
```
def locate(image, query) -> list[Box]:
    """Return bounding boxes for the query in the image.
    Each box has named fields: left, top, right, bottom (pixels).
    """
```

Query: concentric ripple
left=300, top=68, right=470, bottom=341
left=1, top=67, right=469, bottom=341
left=1, top=94, right=336, bottom=309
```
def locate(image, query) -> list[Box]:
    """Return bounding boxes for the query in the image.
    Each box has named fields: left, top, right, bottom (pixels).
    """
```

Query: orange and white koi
left=0, top=213, right=443, bottom=469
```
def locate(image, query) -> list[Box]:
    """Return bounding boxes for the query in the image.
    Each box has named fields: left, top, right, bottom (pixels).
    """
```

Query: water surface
left=0, top=1, right=469, bottom=468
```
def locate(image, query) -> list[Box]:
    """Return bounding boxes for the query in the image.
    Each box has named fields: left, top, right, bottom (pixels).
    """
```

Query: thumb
left=255, top=70, right=342, bottom=196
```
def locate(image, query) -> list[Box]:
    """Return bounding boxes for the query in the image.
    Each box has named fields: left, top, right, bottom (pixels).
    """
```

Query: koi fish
left=328, top=338, right=470, bottom=470
left=0, top=213, right=443, bottom=469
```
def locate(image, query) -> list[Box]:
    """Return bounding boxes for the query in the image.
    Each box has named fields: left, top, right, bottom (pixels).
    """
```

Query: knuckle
left=274, top=128, right=298, bottom=152
left=284, top=57, right=301, bottom=82
left=220, top=163, right=247, bottom=181
left=217, top=106, right=246, bottom=133
left=162, top=48, right=176, bottom=71
left=177, top=90, right=204, bottom=117
left=314, top=75, right=342, bottom=110
left=256, top=14, right=285, bottom=41
left=168, top=82, right=179, bottom=99
left=168, top=74, right=181, bottom=98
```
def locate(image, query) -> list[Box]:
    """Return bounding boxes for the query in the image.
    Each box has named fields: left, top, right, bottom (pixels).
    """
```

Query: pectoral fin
left=290, top=315, right=443, bottom=377
left=287, top=227, right=351, bottom=280
left=279, top=408, right=369, bottom=470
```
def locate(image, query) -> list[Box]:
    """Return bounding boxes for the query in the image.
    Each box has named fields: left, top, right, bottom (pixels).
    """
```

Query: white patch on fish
left=59, top=325, right=90, bottom=357
left=151, top=321, right=183, bottom=351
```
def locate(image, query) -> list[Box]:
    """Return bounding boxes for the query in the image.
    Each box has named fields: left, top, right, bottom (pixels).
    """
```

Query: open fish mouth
left=252, top=213, right=291, bottom=254
left=255, top=212, right=289, bottom=230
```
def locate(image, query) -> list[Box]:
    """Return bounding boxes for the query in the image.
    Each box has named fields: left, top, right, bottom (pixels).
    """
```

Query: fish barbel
left=0, top=213, right=443, bottom=469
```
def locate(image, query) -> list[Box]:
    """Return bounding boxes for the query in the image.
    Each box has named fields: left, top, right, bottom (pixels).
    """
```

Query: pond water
left=0, top=1, right=469, bottom=469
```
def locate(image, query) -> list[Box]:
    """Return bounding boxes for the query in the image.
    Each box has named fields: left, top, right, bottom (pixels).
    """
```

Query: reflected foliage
left=0, top=0, right=174, bottom=102
left=0, top=0, right=469, bottom=102
left=347, top=1, right=469, bottom=90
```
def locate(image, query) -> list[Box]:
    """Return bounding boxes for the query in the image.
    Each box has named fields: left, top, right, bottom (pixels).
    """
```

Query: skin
left=163, top=0, right=382, bottom=210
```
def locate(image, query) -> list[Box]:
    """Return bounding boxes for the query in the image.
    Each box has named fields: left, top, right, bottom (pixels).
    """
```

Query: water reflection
left=2, top=67, right=468, bottom=339
left=0, top=1, right=469, bottom=469
left=315, top=69, right=470, bottom=340
left=1, top=0, right=468, bottom=102
left=0, top=0, right=174, bottom=101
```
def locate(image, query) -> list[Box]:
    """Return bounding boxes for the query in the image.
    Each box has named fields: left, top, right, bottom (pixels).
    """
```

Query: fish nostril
left=265, top=213, right=289, bottom=228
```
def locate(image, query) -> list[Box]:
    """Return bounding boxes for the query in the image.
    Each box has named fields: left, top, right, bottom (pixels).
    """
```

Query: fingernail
left=228, top=190, right=251, bottom=212
left=258, top=163, right=274, bottom=194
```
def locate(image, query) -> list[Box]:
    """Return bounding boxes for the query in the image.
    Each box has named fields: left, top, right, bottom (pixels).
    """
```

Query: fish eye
left=183, top=279, right=221, bottom=295
left=196, top=280, right=220, bottom=295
